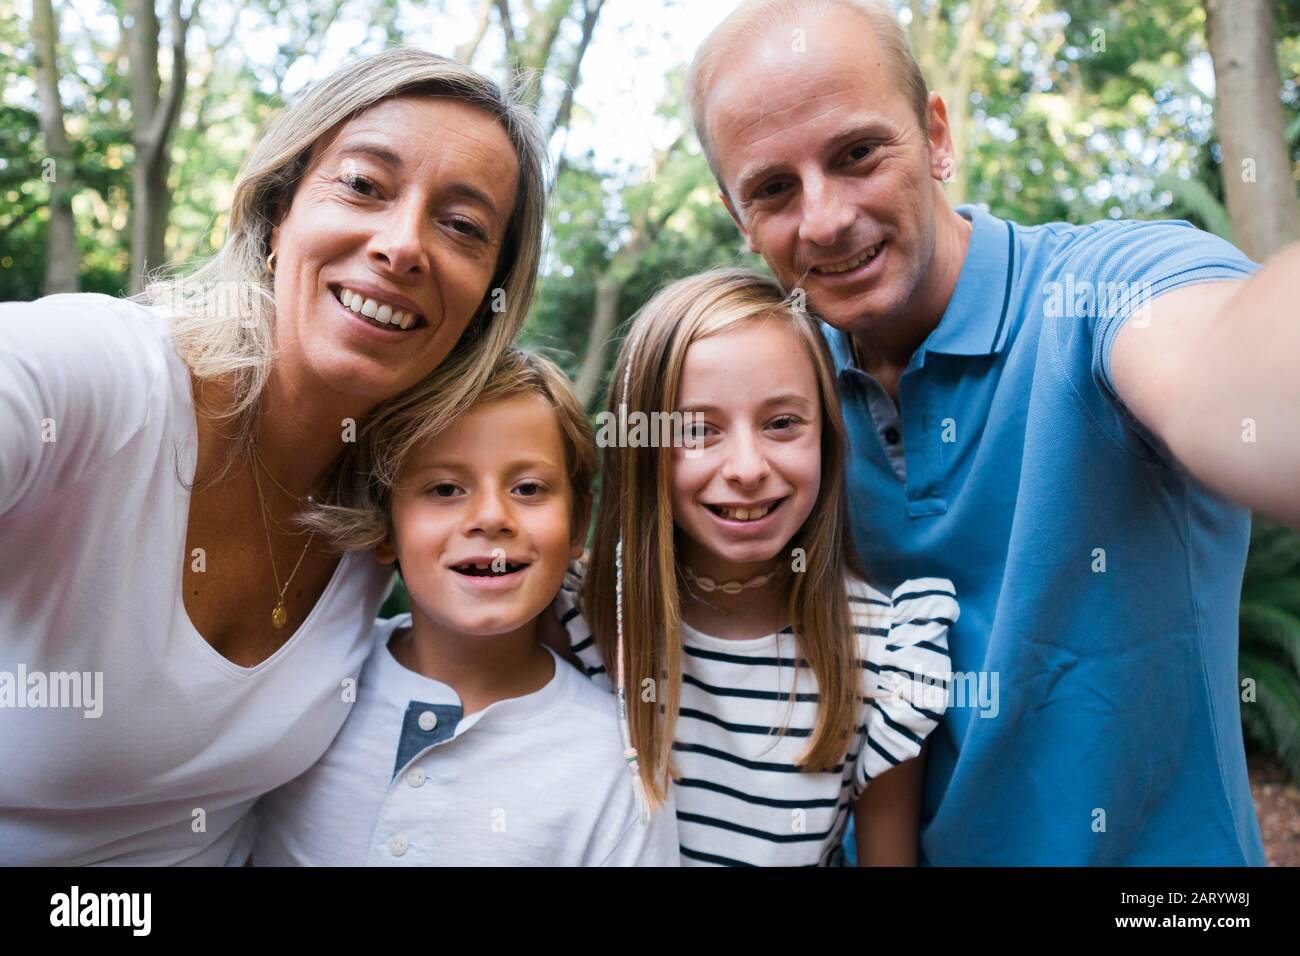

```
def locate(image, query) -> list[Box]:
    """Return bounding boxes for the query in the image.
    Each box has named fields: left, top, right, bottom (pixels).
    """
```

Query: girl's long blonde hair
left=583, top=268, right=863, bottom=808
left=139, top=47, right=548, bottom=494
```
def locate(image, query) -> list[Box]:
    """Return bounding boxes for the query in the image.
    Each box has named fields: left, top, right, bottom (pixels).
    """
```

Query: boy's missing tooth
left=251, top=350, right=679, bottom=866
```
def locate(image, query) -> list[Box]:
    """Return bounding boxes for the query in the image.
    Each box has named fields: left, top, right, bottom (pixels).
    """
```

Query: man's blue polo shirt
left=826, top=204, right=1265, bottom=865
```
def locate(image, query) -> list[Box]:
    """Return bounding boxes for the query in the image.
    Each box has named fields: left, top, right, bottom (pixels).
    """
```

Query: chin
left=701, top=539, right=787, bottom=568
left=313, top=353, right=419, bottom=406
left=452, top=613, right=535, bottom=637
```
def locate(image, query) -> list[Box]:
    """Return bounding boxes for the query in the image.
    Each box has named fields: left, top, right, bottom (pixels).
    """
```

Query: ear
left=374, top=534, right=398, bottom=566
left=569, top=495, right=593, bottom=560
left=924, top=91, right=957, bottom=185
left=720, top=189, right=760, bottom=255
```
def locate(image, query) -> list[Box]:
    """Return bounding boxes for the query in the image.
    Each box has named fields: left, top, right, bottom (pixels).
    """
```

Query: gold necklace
left=250, top=442, right=320, bottom=506
left=250, top=451, right=316, bottom=630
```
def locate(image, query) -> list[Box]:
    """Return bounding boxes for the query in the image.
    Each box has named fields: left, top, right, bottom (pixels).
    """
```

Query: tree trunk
left=573, top=234, right=645, bottom=406
left=907, top=0, right=991, bottom=207
left=572, top=134, right=686, bottom=406
left=33, top=0, right=79, bottom=294
left=1205, top=0, right=1300, bottom=261
left=455, top=0, right=494, bottom=63
left=129, top=0, right=190, bottom=293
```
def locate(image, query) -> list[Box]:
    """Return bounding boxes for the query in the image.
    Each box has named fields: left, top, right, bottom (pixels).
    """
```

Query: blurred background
left=2, top=0, right=1299, bottom=859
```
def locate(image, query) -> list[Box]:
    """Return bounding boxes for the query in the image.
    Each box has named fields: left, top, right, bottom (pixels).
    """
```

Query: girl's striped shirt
left=554, top=563, right=958, bottom=867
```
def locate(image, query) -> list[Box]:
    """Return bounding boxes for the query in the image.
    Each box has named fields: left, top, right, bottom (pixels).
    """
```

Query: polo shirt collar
left=826, top=203, right=1016, bottom=373
left=367, top=613, right=572, bottom=729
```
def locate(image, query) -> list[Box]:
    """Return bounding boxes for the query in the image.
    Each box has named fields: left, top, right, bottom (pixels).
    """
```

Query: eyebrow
left=406, top=457, right=561, bottom=479
left=679, top=394, right=815, bottom=415
left=336, top=139, right=503, bottom=222
left=735, top=121, right=898, bottom=196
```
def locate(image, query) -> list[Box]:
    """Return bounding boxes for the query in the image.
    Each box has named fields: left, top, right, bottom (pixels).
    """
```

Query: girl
left=556, top=268, right=958, bottom=866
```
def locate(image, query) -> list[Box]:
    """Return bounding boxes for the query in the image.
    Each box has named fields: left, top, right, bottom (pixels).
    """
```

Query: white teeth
left=333, top=285, right=422, bottom=329
left=818, top=244, right=881, bottom=274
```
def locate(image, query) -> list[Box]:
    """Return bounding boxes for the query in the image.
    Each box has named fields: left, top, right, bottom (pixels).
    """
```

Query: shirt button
left=388, top=833, right=409, bottom=857
left=406, top=768, right=426, bottom=788
left=883, top=426, right=901, bottom=445
left=417, top=710, right=438, bottom=732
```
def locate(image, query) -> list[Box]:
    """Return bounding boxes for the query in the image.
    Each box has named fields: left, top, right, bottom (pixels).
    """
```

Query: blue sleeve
left=1047, top=219, right=1257, bottom=462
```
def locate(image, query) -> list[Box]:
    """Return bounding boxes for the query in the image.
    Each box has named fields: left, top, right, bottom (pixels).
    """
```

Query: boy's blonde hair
left=583, top=268, right=864, bottom=809
left=302, top=349, right=595, bottom=550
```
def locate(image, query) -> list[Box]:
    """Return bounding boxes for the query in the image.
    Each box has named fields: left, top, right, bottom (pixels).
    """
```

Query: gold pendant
left=271, top=603, right=288, bottom=629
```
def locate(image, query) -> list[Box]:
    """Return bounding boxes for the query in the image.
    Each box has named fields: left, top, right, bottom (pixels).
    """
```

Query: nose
left=798, top=172, right=856, bottom=249
left=720, top=428, right=771, bottom=489
left=465, top=485, right=515, bottom=538
left=369, top=197, right=431, bottom=276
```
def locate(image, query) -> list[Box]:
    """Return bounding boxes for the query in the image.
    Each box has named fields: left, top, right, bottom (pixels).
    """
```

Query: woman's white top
left=0, top=293, right=393, bottom=865
left=556, top=562, right=958, bottom=866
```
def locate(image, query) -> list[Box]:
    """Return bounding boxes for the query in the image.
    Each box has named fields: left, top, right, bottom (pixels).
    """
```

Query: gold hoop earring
left=266, top=252, right=276, bottom=274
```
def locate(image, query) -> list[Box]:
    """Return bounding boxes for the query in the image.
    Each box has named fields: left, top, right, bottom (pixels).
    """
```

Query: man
left=688, top=0, right=1299, bottom=864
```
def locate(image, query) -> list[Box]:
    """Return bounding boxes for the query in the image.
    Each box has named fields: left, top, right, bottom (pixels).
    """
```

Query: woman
left=0, top=48, right=546, bottom=865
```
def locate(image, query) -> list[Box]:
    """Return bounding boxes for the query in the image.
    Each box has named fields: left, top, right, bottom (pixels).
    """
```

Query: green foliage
left=1240, top=522, right=1300, bottom=783
left=379, top=573, right=411, bottom=619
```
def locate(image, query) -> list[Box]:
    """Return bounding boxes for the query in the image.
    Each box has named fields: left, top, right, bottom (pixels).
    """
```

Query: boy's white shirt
left=252, top=613, right=680, bottom=866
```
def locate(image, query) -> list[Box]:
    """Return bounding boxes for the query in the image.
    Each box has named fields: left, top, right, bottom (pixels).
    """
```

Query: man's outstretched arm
left=1111, top=242, right=1300, bottom=527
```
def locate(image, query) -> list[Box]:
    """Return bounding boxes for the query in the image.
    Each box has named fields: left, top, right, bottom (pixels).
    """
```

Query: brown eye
left=449, top=216, right=489, bottom=241
left=341, top=173, right=377, bottom=196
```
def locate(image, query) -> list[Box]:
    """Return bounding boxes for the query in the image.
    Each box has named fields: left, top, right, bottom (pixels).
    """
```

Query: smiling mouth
left=330, top=284, right=427, bottom=331
left=812, top=242, right=884, bottom=275
left=450, top=559, right=530, bottom=577
left=704, top=499, right=785, bottom=522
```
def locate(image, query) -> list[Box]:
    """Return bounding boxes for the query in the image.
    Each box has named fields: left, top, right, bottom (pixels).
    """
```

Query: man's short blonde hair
left=301, top=349, right=596, bottom=551
left=687, top=0, right=929, bottom=190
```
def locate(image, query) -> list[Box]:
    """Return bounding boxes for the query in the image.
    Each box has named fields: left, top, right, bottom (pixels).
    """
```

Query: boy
left=252, top=350, right=679, bottom=865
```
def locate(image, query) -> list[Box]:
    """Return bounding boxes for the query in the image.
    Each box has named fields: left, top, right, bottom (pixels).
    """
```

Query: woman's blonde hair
left=301, top=348, right=596, bottom=551
left=583, top=267, right=864, bottom=808
left=140, top=47, right=548, bottom=493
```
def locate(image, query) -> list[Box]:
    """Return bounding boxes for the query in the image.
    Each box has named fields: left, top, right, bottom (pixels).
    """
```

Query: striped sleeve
left=552, top=555, right=614, bottom=691
left=852, top=577, right=958, bottom=797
